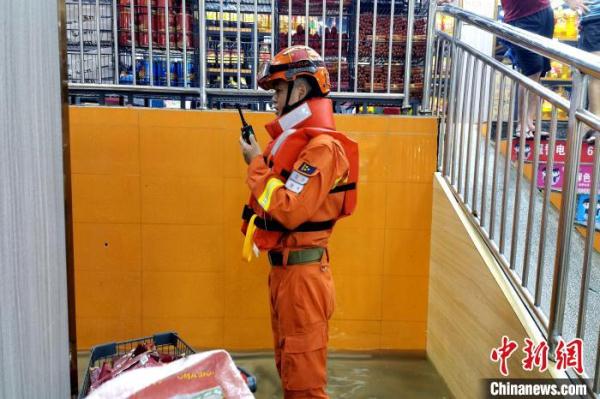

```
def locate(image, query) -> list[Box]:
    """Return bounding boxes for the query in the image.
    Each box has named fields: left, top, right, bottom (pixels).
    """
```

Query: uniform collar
left=265, top=97, right=336, bottom=140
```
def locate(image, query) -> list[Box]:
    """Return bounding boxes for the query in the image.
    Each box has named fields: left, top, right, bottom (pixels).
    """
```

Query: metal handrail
left=434, top=30, right=570, bottom=111
left=424, top=3, right=600, bottom=396
left=437, top=4, right=600, bottom=79
left=421, top=3, right=600, bottom=113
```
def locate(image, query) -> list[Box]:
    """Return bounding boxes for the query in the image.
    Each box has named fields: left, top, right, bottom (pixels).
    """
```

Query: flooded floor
left=78, top=352, right=452, bottom=398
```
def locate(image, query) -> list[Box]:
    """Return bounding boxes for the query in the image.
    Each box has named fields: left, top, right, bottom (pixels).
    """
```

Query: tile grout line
left=137, top=109, right=144, bottom=337
left=222, top=127, right=228, bottom=349
left=379, top=129, right=390, bottom=350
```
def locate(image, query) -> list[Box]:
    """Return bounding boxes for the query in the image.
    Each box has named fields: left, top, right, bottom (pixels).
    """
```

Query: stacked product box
left=204, top=0, right=273, bottom=89
left=356, top=1, right=427, bottom=94
left=117, top=0, right=197, bottom=86
left=276, top=0, right=352, bottom=91
left=66, top=0, right=114, bottom=83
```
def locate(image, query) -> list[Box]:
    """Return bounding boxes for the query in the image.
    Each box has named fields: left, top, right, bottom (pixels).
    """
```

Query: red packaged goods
left=119, top=31, right=132, bottom=47
left=155, top=32, right=176, bottom=48
left=137, top=32, right=149, bottom=47
left=175, top=13, right=193, bottom=49
left=86, top=350, right=253, bottom=399
left=155, top=9, right=175, bottom=32
left=89, top=344, right=167, bottom=391
left=176, top=13, right=193, bottom=31
left=119, top=9, right=131, bottom=29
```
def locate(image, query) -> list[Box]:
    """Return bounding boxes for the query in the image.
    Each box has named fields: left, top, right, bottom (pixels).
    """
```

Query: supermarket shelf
left=207, top=68, right=253, bottom=74
left=66, top=0, right=425, bottom=110
left=541, top=78, right=572, bottom=87
left=555, top=37, right=579, bottom=44
left=362, top=35, right=427, bottom=43
left=68, top=83, right=202, bottom=108
left=205, top=88, right=404, bottom=100
left=68, top=42, right=113, bottom=49
left=206, top=0, right=272, bottom=4
left=69, top=83, right=200, bottom=94
left=206, top=29, right=272, bottom=39
left=543, top=117, right=569, bottom=122
left=207, top=26, right=252, bottom=34
left=120, top=48, right=196, bottom=56
left=68, top=83, right=410, bottom=111
left=357, top=62, right=407, bottom=66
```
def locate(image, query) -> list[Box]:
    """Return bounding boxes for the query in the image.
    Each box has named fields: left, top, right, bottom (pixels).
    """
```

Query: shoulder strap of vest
left=277, top=167, right=356, bottom=194
left=329, top=182, right=356, bottom=193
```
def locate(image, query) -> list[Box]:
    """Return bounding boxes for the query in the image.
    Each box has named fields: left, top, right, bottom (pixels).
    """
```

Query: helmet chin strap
left=281, top=80, right=312, bottom=115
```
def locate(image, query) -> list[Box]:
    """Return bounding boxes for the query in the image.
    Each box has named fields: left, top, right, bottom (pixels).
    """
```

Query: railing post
left=113, top=0, right=118, bottom=84
left=420, top=0, right=437, bottom=114
left=548, top=69, right=586, bottom=355
left=198, top=0, right=207, bottom=108
left=402, top=0, right=415, bottom=110
left=78, top=0, right=85, bottom=83
left=442, top=18, right=462, bottom=176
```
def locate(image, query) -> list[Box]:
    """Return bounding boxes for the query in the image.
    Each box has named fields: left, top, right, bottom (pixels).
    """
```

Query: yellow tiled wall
left=69, top=106, right=437, bottom=351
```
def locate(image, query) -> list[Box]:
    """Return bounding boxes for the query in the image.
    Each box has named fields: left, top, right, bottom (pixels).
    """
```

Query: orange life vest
left=241, top=97, right=359, bottom=251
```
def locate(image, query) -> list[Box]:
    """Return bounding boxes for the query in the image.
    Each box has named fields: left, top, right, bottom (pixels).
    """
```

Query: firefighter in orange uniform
left=238, top=45, right=358, bottom=398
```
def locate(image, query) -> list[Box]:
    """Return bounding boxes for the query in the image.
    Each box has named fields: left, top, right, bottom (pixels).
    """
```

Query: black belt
left=242, top=206, right=334, bottom=232
left=268, top=248, right=325, bottom=266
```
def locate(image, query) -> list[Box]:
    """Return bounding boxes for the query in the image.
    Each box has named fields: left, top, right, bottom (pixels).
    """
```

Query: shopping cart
left=79, top=332, right=257, bottom=398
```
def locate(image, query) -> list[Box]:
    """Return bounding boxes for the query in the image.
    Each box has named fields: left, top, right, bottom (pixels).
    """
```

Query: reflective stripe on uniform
left=258, top=177, right=284, bottom=211
left=242, top=214, right=259, bottom=262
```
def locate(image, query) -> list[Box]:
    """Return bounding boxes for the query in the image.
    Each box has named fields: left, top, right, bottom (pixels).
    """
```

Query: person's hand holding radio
left=239, top=133, right=262, bottom=165
left=236, top=105, right=262, bottom=165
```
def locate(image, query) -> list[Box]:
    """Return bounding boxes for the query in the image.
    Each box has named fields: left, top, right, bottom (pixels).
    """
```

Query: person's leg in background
left=510, top=7, right=555, bottom=137
left=519, top=71, right=542, bottom=133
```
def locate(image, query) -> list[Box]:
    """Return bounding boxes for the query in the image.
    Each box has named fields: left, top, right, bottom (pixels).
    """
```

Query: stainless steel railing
left=65, top=0, right=430, bottom=108
left=423, top=3, right=600, bottom=394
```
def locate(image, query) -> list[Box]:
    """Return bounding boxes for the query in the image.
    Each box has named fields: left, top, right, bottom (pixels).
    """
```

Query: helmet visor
left=257, top=61, right=271, bottom=84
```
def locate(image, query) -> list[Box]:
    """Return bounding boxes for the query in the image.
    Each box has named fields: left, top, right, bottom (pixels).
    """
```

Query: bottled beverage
left=554, top=8, right=567, bottom=39
left=566, top=10, right=578, bottom=39
left=259, top=38, right=271, bottom=63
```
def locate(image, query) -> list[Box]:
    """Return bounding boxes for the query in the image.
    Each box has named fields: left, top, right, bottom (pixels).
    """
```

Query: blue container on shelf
left=136, top=59, right=150, bottom=85
left=149, top=99, right=165, bottom=108
left=119, top=73, right=133, bottom=85
left=172, top=61, right=182, bottom=87
left=118, top=65, right=133, bottom=85
left=153, top=59, right=167, bottom=86
left=186, top=60, right=195, bottom=87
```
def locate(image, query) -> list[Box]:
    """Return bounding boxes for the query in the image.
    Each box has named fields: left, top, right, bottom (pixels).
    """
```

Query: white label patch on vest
left=289, top=171, right=309, bottom=185
left=285, top=178, right=305, bottom=194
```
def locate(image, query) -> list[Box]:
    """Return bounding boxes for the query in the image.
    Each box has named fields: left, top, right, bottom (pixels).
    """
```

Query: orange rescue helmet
left=257, top=45, right=331, bottom=96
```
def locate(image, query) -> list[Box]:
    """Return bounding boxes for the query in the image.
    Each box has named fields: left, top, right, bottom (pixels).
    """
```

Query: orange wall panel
left=69, top=106, right=437, bottom=351
left=142, top=224, right=224, bottom=273
left=74, top=223, right=141, bottom=272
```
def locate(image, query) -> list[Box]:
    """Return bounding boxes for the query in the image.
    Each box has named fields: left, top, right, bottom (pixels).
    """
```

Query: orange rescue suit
left=241, top=97, right=358, bottom=398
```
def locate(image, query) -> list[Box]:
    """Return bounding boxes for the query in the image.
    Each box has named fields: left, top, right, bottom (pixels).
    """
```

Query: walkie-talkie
left=236, top=105, right=255, bottom=144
